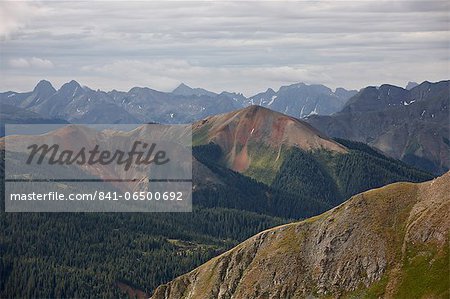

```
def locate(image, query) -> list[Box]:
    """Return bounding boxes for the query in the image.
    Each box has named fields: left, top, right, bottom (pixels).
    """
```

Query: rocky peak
left=406, top=81, right=419, bottom=90
left=59, top=80, right=82, bottom=93
left=33, top=80, right=56, bottom=96
left=172, top=83, right=217, bottom=97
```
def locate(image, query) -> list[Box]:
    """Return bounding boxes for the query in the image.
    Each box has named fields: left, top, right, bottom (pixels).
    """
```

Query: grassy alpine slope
left=151, top=172, right=449, bottom=299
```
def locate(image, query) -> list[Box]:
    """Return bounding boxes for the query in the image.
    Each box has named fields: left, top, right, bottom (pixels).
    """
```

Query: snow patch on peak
left=268, top=95, right=277, bottom=106
left=403, top=100, right=416, bottom=106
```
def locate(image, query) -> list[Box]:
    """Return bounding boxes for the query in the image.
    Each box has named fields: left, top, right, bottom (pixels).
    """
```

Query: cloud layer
left=1, top=1, right=449, bottom=95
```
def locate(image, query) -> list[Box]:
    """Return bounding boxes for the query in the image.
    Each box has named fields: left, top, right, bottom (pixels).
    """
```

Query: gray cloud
left=8, top=57, right=54, bottom=69
left=0, top=1, right=448, bottom=95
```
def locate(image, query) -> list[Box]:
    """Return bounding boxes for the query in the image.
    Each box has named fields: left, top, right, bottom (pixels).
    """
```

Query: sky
left=0, top=1, right=449, bottom=96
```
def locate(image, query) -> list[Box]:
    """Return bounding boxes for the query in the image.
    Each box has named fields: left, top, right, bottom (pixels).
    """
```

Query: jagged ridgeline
left=306, top=80, right=450, bottom=174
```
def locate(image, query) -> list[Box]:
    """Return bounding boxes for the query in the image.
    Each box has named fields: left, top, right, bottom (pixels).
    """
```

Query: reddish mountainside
left=193, top=105, right=346, bottom=173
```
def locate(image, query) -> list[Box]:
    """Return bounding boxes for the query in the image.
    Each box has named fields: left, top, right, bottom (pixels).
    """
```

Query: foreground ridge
left=151, top=173, right=450, bottom=298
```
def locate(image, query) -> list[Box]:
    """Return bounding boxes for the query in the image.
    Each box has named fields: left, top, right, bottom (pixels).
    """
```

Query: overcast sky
left=0, top=1, right=449, bottom=95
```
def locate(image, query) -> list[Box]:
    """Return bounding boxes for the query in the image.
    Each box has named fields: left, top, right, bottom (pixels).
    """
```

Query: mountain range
left=2, top=79, right=447, bottom=176
left=245, top=83, right=356, bottom=118
left=0, top=80, right=355, bottom=125
left=306, top=80, right=449, bottom=174
left=151, top=171, right=449, bottom=299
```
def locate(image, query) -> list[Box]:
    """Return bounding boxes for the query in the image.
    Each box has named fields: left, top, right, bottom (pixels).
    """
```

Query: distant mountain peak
left=279, top=82, right=332, bottom=94
left=379, top=83, right=404, bottom=90
left=68, top=79, right=81, bottom=86
left=60, top=80, right=82, bottom=91
left=334, top=87, right=352, bottom=93
left=406, top=81, right=419, bottom=90
left=172, top=83, right=194, bottom=93
left=175, top=82, right=190, bottom=89
left=282, top=82, right=306, bottom=90
left=308, top=80, right=450, bottom=174
left=33, top=80, right=56, bottom=94
left=172, top=83, right=217, bottom=97
left=334, top=87, right=358, bottom=99
left=341, top=83, right=411, bottom=113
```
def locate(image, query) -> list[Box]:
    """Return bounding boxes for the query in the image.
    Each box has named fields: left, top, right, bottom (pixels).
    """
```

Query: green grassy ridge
left=325, top=179, right=446, bottom=299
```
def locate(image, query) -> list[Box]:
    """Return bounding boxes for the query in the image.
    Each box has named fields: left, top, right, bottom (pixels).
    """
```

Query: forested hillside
left=272, top=139, right=432, bottom=206
left=195, top=140, right=433, bottom=217
left=0, top=199, right=286, bottom=298
left=0, top=148, right=288, bottom=298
